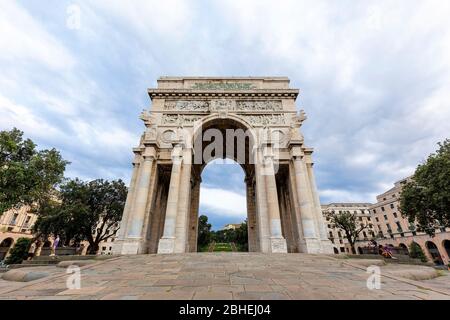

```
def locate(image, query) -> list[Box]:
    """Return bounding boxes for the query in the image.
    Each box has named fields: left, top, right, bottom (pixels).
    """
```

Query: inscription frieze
left=236, top=100, right=282, bottom=111
left=164, top=100, right=209, bottom=111
left=161, top=114, right=202, bottom=126
left=191, top=82, right=257, bottom=90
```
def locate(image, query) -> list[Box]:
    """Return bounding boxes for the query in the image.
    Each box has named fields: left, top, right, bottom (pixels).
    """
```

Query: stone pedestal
left=270, top=237, right=288, bottom=253
left=157, top=237, right=176, bottom=254
left=113, top=239, right=144, bottom=255
left=320, top=240, right=334, bottom=254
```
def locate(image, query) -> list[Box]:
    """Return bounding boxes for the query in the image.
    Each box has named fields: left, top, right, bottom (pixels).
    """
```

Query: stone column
left=305, top=157, right=334, bottom=254
left=127, top=148, right=156, bottom=238
left=158, top=145, right=183, bottom=253
left=245, top=176, right=258, bottom=252
left=254, top=147, right=271, bottom=252
left=116, top=155, right=141, bottom=240
left=263, top=146, right=287, bottom=253
left=290, top=146, right=321, bottom=253
left=174, top=147, right=192, bottom=253
left=188, top=177, right=201, bottom=252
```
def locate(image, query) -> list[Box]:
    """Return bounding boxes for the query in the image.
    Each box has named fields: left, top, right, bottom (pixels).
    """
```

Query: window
left=363, top=231, right=367, bottom=238
left=329, top=231, right=333, bottom=238
left=375, top=217, right=379, bottom=222
left=392, top=194, right=396, bottom=198
left=367, top=217, right=371, bottom=221
left=396, top=221, right=402, bottom=232
left=373, top=209, right=376, bottom=214
left=340, top=247, right=345, bottom=253
left=381, top=206, right=385, bottom=212
left=10, top=213, right=18, bottom=225
left=358, top=217, right=363, bottom=221
left=102, top=246, right=106, bottom=251
left=384, top=215, right=388, bottom=221
left=25, top=216, right=31, bottom=223
left=386, top=224, right=392, bottom=233
left=393, top=212, right=398, bottom=218
left=390, top=203, right=395, bottom=209
left=338, top=231, right=342, bottom=238
left=383, top=197, right=386, bottom=201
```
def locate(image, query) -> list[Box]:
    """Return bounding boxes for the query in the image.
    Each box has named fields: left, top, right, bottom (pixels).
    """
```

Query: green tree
left=409, top=242, right=428, bottom=263
left=0, top=128, right=68, bottom=214
left=34, top=178, right=127, bottom=254
left=5, top=238, right=32, bottom=265
left=197, top=215, right=212, bottom=249
left=399, top=139, right=450, bottom=236
left=235, top=220, right=248, bottom=251
left=325, top=210, right=368, bottom=254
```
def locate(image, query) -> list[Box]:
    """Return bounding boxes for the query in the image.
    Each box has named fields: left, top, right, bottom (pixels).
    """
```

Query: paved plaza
left=0, top=253, right=449, bottom=300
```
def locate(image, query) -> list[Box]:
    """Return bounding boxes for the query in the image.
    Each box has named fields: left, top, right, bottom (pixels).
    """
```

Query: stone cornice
left=147, top=89, right=299, bottom=100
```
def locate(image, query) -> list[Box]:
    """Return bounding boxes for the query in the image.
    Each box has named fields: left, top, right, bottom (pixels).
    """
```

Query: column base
left=269, top=237, right=288, bottom=253
left=320, top=239, right=334, bottom=254
left=300, top=238, right=323, bottom=254
left=113, top=239, right=145, bottom=255
left=157, top=237, right=176, bottom=254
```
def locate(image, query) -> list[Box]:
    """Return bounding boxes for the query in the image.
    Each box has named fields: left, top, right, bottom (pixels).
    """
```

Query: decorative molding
left=243, top=114, right=286, bottom=126
left=190, top=82, right=257, bottom=90
left=236, top=100, right=282, bottom=111
left=164, top=100, right=209, bottom=111
left=161, top=114, right=202, bottom=126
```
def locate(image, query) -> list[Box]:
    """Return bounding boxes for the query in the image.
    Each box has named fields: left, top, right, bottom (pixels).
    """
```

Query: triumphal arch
left=113, top=77, right=333, bottom=255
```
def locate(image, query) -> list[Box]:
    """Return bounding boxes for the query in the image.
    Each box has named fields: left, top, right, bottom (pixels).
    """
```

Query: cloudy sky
left=1, top=1, right=450, bottom=229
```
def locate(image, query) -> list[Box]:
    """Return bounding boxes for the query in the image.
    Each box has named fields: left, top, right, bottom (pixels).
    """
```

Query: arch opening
left=425, top=241, right=444, bottom=265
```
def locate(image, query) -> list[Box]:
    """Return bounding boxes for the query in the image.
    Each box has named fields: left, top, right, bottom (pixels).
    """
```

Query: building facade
left=321, top=203, right=375, bottom=254
left=223, top=224, right=242, bottom=230
left=370, top=178, right=450, bottom=265
left=114, top=76, right=333, bottom=255
left=0, top=206, right=116, bottom=260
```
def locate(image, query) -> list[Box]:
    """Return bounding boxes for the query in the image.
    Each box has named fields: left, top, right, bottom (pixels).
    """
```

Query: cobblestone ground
left=0, top=253, right=449, bottom=300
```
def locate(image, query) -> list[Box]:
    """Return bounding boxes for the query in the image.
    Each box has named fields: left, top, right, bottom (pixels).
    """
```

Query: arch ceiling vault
left=114, top=77, right=333, bottom=255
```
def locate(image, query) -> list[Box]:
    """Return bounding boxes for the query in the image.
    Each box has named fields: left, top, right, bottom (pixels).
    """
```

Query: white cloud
left=0, top=2, right=75, bottom=70
left=199, top=187, right=246, bottom=218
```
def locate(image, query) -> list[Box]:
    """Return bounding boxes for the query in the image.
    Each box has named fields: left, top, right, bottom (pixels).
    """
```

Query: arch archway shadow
left=0, top=238, right=14, bottom=261
left=425, top=241, right=444, bottom=265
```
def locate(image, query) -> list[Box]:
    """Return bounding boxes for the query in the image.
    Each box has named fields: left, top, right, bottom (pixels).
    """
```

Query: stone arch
left=443, top=240, right=450, bottom=260
left=398, top=243, right=409, bottom=254
left=425, top=241, right=443, bottom=265
left=113, top=76, right=334, bottom=256
left=0, top=238, right=14, bottom=261
left=187, top=116, right=260, bottom=253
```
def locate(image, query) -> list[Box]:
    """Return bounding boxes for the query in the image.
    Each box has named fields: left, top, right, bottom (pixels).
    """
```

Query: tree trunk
left=88, top=242, right=99, bottom=255
left=350, top=243, right=356, bottom=255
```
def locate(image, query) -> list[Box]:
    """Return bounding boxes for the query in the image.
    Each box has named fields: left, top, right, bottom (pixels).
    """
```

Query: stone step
left=21, top=259, right=59, bottom=265
left=33, top=255, right=101, bottom=262
left=8, top=264, right=54, bottom=269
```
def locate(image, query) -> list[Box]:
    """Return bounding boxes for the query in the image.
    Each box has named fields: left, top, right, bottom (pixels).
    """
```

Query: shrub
left=409, top=242, right=427, bottom=263
left=5, top=238, right=32, bottom=265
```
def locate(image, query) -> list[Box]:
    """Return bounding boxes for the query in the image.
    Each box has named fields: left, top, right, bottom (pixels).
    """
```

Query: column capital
left=290, top=146, right=304, bottom=160
left=143, top=146, right=157, bottom=160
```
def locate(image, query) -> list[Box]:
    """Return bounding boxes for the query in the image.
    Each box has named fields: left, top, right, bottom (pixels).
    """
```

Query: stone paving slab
left=0, top=253, right=448, bottom=300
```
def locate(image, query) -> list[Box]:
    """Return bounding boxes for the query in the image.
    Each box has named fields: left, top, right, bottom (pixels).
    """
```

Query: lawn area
left=213, top=243, right=233, bottom=252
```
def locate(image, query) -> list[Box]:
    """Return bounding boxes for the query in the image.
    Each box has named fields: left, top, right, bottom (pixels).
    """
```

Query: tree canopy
left=33, top=178, right=127, bottom=254
left=325, top=210, right=368, bottom=254
left=0, top=128, right=68, bottom=214
left=399, top=139, right=450, bottom=235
